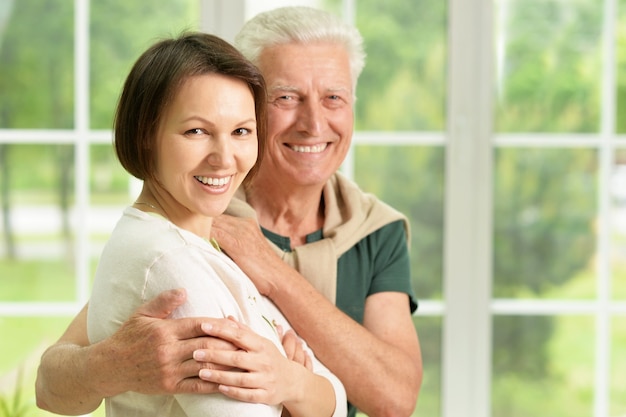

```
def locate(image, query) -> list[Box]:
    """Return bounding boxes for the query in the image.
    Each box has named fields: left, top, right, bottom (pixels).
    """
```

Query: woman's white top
left=87, top=207, right=346, bottom=417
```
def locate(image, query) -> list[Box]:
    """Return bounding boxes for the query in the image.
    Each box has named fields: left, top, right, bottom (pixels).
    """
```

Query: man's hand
left=36, top=289, right=239, bottom=414
left=92, top=288, right=240, bottom=396
left=211, top=214, right=280, bottom=296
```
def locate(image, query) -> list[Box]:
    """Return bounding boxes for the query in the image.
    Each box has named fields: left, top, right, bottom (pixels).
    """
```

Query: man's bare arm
left=36, top=302, right=104, bottom=415
left=35, top=289, right=226, bottom=415
left=260, top=262, right=421, bottom=417
left=212, top=216, right=423, bottom=417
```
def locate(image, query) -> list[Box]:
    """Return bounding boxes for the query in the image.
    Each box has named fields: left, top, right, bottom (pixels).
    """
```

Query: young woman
left=86, top=32, right=345, bottom=417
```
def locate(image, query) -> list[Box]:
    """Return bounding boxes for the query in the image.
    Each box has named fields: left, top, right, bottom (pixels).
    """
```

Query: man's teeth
left=291, top=143, right=327, bottom=153
left=195, top=176, right=231, bottom=186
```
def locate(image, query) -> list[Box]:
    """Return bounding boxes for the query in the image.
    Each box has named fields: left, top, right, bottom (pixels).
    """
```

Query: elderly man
left=36, top=6, right=422, bottom=417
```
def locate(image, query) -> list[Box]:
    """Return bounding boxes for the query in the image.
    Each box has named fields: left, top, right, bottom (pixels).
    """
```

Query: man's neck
left=246, top=180, right=325, bottom=247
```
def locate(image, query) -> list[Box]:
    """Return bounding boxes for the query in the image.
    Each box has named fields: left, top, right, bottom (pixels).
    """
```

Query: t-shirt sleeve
left=370, top=220, right=418, bottom=312
left=141, top=246, right=237, bottom=317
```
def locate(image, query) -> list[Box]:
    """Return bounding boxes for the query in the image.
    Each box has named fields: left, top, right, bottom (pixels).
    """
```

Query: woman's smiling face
left=154, top=73, right=258, bottom=220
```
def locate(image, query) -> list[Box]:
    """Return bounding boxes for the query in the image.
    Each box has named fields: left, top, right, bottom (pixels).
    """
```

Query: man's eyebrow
left=269, top=85, right=299, bottom=93
left=326, top=86, right=351, bottom=94
left=270, top=85, right=350, bottom=92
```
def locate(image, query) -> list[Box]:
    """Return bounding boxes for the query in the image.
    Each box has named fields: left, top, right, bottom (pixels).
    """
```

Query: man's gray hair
left=234, top=6, right=366, bottom=90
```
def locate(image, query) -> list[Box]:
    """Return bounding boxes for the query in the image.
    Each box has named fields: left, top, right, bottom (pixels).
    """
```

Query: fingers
left=179, top=353, right=232, bottom=378
left=171, top=374, right=221, bottom=395
left=200, top=320, right=263, bottom=351
left=280, top=330, right=299, bottom=360
left=211, top=213, right=233, bottom=230
left=144, top=314, right=239, bottom=342
left=192, top=336, right=240, bottom=371
left=199, top=358, right=287, bottom=406
left=210, top=215, right=241, bottom=246
left=303, top=353, right=312, bottom=371
left=218, top=385, right=270, bottom=404
left=195, top=325, right=278, bottom=377
left=140, top=336, right=241, bottom=393
left=200, top=366, right=280, bottom=405
left=280, top=329, right=312, bottom=370
left=211, top=215, right=264, bottom=253
left=134, top=288, right=187, bottom=319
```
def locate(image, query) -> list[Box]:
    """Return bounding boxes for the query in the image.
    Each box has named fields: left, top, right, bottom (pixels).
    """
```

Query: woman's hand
left=196, top=317, right=310, bottom=406
left=275, top=322, right=312, bottom=371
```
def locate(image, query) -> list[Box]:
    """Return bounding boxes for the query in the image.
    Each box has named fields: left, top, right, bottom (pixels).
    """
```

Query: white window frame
left=444, top=0, right=625, bottom=416
left=443, top=0, right=494, bottom=415
left=1, top=1, right=625, bottom=416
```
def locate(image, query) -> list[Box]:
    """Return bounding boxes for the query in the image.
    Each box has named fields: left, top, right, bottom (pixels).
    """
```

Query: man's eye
left=329, top=94, right=349, bottom=103
left=272, top=95, right=299, bottom=108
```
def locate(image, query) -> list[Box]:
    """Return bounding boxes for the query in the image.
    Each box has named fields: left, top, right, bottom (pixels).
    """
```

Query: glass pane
left=90, top=0, right=199, bottom=129
left=1, top=144, right=75, bottom=302
left=89, top=144, right=132, bottom=276
left=611, top=149, right=626, bottom=300
left=414, top=316, right=442, bottom=417
left=353, top=145, right=445, bottom=300
left=612, top=317, right=626, bottom=415
left=90, top=144, right=131, bottom=205
left=492, top=315, right=594, bottom=417
left=342, top=0, right=447, bottom=131
left=356, top=316, right=442, bottom=417
left=617, top=0, right=626, bottom=134
left=494, top=0, right=602, bottom=133
left=0, top=316, right=74, bottom=415
left=493, top=148, right=597, bottom=299
left=0, top=0, right=74, bottom=129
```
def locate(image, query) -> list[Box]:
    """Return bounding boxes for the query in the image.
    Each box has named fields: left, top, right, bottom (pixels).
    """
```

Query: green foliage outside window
left=339, top=0, right=624, bottom=415
left=0, top=0, right=73, bottom=129
left=2, top=0, right=626, bottom=416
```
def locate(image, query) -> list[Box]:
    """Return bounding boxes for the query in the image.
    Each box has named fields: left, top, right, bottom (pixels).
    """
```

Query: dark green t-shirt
left=262, top=219, right=417, bottom=417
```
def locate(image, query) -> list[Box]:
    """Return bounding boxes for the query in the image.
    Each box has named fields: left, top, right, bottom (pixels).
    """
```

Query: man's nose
left=296, top=100, right=323, bottom=136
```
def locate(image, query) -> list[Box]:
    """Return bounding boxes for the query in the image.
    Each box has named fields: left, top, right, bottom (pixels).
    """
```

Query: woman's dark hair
left=114, top=32, right=267, bottom=187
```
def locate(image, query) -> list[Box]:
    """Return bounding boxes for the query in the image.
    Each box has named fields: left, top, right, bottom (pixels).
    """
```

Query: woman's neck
left=135, top=184, right=214, bottom=240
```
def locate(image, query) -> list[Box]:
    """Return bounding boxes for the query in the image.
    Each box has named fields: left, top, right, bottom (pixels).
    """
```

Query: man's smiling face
left=257, top=41, right=354, bottom=187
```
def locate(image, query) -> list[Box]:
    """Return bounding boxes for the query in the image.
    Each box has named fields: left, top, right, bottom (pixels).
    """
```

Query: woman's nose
left=206, top=136, right=234, bottom=167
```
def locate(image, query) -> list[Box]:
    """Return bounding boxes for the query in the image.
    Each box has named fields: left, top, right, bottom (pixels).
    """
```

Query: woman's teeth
left=195, top=176, right=231, bottom=186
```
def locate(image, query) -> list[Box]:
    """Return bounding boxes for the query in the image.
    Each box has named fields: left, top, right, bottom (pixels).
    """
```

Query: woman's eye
left=185, top=128, right=204, bottom=135
left=234, top=127, right=250, bottom=136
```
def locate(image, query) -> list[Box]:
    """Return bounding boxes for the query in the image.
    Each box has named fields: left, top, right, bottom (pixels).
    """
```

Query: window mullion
left=595, top=0, right=618, bottom=415
left=442, top=0, right=494, bottom=416
left=75, top=0, right=90, bottom=303
left=199, top=0, right=245, bottom=44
